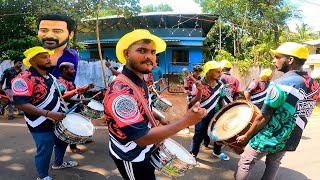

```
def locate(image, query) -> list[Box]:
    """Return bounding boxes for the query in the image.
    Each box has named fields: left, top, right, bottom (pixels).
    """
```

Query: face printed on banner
left=38, top=20, right=73, bottom=50
left=124, top=40, right=157, bottom=75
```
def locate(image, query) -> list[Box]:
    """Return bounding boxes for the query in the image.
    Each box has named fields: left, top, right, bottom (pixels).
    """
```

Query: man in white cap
left=11, top=46, right=78, bottom=180
left=103, top=29, right=207, bottom=180
left=236, top=42, right=320, bottom=180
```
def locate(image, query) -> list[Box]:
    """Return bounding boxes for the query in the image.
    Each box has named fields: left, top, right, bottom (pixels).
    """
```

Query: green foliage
left=142, top=3, right=173, bottom=12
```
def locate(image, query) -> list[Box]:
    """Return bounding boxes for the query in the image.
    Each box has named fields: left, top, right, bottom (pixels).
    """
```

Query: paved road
left=0, top=117, right=319, bottom=180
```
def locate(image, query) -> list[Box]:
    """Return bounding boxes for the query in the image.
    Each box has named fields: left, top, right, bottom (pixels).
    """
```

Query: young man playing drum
left=58, top=62, right=94, bottom=153
left=235, top=42, right=320, bottom=180
left=103, top=29, right=207, bottom=180
left=244, top=68, right=273, bottom=109
left=189, top=61, right=233, bottom=161
left=11, top=46, right=78, bottom=180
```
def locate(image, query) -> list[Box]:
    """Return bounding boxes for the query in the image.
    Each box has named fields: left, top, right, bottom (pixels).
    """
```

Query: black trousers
left=112, top=157, right=156, bottom=180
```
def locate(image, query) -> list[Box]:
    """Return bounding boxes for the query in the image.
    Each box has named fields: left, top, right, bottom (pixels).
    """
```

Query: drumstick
left=90, top=91, right=102, bottom=100
left=182, top=68, right=197, bottom=82
left=64, top=104, right=79, bottom=115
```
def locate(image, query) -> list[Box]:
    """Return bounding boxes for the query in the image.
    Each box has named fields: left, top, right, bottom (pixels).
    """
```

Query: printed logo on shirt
left=12, top=78, right=29, bottom=95
left=113, top=95, right=140, bottom=124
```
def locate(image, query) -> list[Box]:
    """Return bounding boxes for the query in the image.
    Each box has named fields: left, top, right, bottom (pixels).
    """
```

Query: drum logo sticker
left=113, top=95, right=140, bottom=123
left=12, top=78, right=29, bottom=95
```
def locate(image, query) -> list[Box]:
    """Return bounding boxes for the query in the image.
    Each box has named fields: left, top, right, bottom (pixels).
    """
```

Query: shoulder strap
left=116, top=74, right=158, bottom=128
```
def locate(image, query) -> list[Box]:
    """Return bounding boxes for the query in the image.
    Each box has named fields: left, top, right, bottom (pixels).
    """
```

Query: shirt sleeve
left=261, top=84, right=287, bottom=113
left=0, top=69, right=8, bottom=85
left=105, top=90, right=150, bottom=141
left=11, top=77, right=33, bottom=104
left=246, top=80, right=258, bottom=92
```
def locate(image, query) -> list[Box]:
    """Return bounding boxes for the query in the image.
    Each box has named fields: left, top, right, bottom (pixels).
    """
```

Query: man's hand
left=183, top=102, right=207, bottom=127
left=236, top=134, right=249, bottom=144
left=47, top=111, right=65, bottom=122
left=76, top=86, right=87, bottom=95
left=105, top=61, right=112, bottom=68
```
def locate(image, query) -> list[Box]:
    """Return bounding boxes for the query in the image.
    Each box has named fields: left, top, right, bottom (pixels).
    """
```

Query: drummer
left=189, top=61, right=233, bottom=161
left=235, top=42, right=320, bottom=180
left=244, top=68, right=273, bottom=109
left=58, top=62, right=94, bottom=153
left=103, top=29, right=207, bottom=180
left=11, top=46, right=78, bottom=180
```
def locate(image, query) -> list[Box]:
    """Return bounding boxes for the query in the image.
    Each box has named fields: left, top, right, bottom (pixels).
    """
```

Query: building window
left=172, top=50, right=189, bottom=65
left=316, top=48, right=320, bottom=54
left=90, top=51, right=103, bottom=59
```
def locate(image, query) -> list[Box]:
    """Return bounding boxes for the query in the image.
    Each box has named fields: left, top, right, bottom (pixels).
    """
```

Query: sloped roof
left=305, top=54, right=320, bottom=65
left=78, top=12, right=218, bottom=37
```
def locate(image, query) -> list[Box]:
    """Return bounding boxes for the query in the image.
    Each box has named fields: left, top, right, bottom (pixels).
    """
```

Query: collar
left=122, top=66, right=147, bottom=87
left=29, top=67, right=50, bottom=78
left=222, top=72, right=231, bottom=75
left=60, top=74, right=73, bottom=82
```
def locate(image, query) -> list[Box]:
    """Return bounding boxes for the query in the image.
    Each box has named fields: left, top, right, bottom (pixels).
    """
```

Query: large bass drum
left=207, top=100, right=260, bottom=154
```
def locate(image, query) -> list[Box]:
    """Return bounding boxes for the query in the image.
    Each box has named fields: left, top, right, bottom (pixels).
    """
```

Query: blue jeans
left=190, top=117, right=222, bottom=157
left=31, top=131, right=68, bottom=178
left=5, top=89, right=14, bottom=116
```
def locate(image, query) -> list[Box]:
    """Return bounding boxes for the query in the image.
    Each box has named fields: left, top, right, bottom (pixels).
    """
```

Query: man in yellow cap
left=236, top=42, right=320, bottom=180
left=244, top=68, right=273, bottom=109
left=220, top=59, right=240, bottom=101
left=11, top=46, right=78, bottom=180
left=103, top=29, right=207, bottom=180
left=189, top=61, right=233, bottom=160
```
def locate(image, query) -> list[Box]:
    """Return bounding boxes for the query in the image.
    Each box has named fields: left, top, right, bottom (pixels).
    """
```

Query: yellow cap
left=270, top=42, right=309, bottom=60
left=23, top=46, right=54, bottom=67
left=259, top=68, right=273, bottom=81
left=201, top=61, right=222, bottom=77
left=116, top=29, right=167, bottom=64
left=220, top=60, right=232, bottom=68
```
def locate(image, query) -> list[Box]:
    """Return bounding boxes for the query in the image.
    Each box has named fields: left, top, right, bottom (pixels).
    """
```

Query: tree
left=142, top=3, right=173, bottom=12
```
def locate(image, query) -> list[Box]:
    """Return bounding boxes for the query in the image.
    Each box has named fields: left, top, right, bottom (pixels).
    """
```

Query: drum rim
left=207, top=100, right=259, bottom=141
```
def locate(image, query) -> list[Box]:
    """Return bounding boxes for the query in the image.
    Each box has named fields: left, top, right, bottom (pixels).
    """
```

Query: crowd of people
left=0, top=13, right=319, bottom=180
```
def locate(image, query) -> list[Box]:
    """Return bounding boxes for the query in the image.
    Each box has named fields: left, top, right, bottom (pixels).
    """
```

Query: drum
left=150, top=138, right=197, bottom=177
left=207, top=100, right=260, bottom=154
left=54, top=113, right=95, bottom=144
left=81, top=99, right=104, bottom=119
left=154, top=98, right=172, bottom=112
left=152, top=108, right=166, bottom=120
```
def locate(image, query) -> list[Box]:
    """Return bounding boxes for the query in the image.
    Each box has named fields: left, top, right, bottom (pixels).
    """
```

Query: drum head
left=211, top=103, right=253, bottom=141
left=88, top=100, right=104, bottom=111
left=163, top=138, right=196, bottom=164
left=62, top=113, right=94, bottom=136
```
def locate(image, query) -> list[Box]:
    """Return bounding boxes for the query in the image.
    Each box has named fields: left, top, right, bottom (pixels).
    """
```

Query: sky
left=140, top=0, right=320, bottom=32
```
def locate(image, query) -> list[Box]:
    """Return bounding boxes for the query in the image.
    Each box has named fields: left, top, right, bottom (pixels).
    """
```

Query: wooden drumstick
left=182, top=68, right=197, bottom=82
